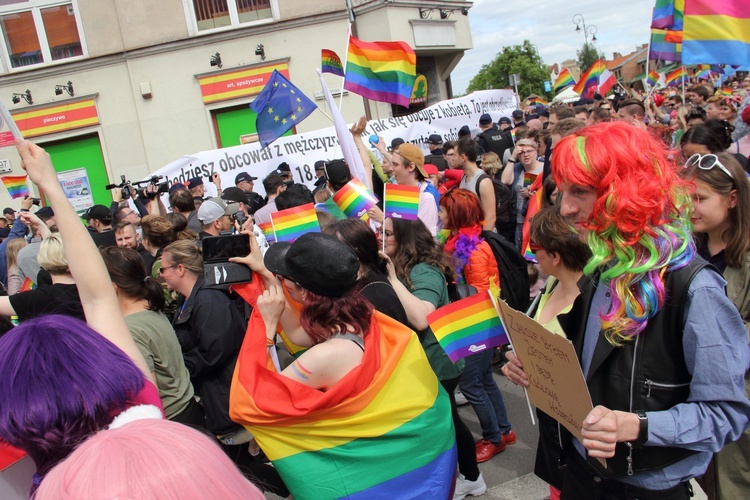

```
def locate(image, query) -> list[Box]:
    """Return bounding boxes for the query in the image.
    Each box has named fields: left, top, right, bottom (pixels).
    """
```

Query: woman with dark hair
left=438, top=189, right=516, bottom=469
left=382, top=216, right=485, bottom=499
left=504, top=205, right=593, bottom=499
left=680, top=152, right=750, bottom=499
left=229, top=231, right=455, bottom=499
left=682, top=120, right=748, bottom=171
left=100, top=246, right=203, bottom=428
left=322, top=218, right=408, bottom=325
left=165, top=211, right=198, bottom=241
left=0, top=140, right=160, bottom=494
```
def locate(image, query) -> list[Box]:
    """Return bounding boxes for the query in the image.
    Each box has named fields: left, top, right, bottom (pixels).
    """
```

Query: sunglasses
left=529, top=242, right=544, bottom=254
left=684, top=153, right=733, bottom=180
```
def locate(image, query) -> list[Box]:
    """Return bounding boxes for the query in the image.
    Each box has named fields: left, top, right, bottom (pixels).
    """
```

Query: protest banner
left=149, top=89, right=517, bottom=197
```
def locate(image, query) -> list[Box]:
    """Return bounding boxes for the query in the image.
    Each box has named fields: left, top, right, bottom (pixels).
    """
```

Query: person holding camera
left=195, top=197, right=239, bottom=247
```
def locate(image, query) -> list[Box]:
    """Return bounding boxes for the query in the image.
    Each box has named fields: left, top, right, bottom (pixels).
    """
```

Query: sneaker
left=476, top=439, right=506, bottom=463
left=453, top=472, right=487, bottom=499
left=502, top=429, right=517, bottom=446
left=454, top=389, right=469, bottom=406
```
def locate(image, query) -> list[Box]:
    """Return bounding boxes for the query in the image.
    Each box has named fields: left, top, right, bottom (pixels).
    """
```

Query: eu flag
left=250, top=70, right=317, bottom=148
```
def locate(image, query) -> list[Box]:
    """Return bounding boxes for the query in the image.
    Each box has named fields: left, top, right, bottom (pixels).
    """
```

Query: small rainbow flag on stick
left=646, top=70, right=660, bottom=87
left=665, top=67, right=688, bottom=87
left=321, top=49, right=344, bottom=77
left=1, top=175, right=29, bottom=199
left=257, top=221, right=275, bottom=244
left=271, top=203, right=320, bottom=243
left=523, top=171, right=538, bottom=187
left=427, top=290, right=508, bottom=362
left=383, top=184, right=420, bottom=220
left=333, top=178, right=378, bottom=219
left=553, top=68, right=576, bottom=92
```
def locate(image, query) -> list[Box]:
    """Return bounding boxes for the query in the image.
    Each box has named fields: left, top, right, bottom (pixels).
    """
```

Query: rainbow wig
left=552, top=121, right=694, bottom=346
left=0, top=315, right=145, bottom=490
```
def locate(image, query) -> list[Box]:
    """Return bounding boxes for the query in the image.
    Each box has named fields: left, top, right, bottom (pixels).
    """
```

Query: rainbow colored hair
left=552, top=121, right=694, bottom=346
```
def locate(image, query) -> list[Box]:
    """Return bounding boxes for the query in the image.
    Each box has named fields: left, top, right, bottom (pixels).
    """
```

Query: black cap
left=427, top=134, right=443, bottom=145
left=314, top=160, right=326, bottom=171
left=539, top=110, right=550, bottom=118
left=2, top=207, right=14, bottom=215
left=221, top=187, right=249, bottom=206
left=187, top=177, right=203, bottom=187
left=390, top=138, right=405, bottom=150
left=458, top=125, right=471, bottom=138
left=323, top=159, right=352, bottom=186
left=276, top=162, right=291, bottom=174
left=82, top=204, right=112, bottom=222
left=479, top=113, right=493, bottom=125
left=498, top=116, right=512, bottom=125
left=264, top=232, right=359, bottom=298
left=234, top=172, right=257, bottom=184
left=35, top=206, right=54, bottom=218
left=512, top=110, right=524, bottom=119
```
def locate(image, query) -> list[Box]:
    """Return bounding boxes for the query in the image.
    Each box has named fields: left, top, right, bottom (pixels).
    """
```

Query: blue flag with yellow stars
left=250, top=70, right=317, bottom=148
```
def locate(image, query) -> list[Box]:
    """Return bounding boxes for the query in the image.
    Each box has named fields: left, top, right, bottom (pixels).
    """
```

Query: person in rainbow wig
left=503, top=121, right=750, bottom=499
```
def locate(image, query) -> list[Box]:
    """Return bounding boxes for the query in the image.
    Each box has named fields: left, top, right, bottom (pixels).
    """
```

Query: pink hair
left=35, top=419, right=264, bottom=499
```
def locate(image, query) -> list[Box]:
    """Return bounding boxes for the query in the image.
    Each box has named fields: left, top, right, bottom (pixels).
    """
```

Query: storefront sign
left=197, top=61, right=290, bottom=104
left=11, top=99, right=99, bottom=138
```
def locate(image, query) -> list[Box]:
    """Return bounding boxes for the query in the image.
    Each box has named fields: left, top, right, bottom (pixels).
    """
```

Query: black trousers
left=441, top=376, right=481, bottom=482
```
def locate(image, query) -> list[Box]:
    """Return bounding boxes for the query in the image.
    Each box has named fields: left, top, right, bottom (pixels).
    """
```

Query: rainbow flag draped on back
left=553, top=68, right=576, bottom=92
left=682, top=0, right=750, bottom=66
left=270, top=203, right=320, bottom=243
left=229, top=288, right=457, bottom=499
left=321, top=49, right=345, bottom=77
left=427, top=291, right=508, bottom=362
left=383, top=184, right=420, bottom=220
left=332, top=178, right=378, bottom=219
left=344, top=36, right=417, bottom=108
left=0, top=175, right=28, bottom=199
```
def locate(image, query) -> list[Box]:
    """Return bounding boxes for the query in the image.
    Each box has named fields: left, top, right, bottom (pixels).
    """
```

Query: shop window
left=191, top=0, right=273, bottom=32
left=0, top=1, right=84, bottom=69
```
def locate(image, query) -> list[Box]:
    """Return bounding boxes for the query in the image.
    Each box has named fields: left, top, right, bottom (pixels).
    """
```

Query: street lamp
left=572, top=14, right=598, bottom=47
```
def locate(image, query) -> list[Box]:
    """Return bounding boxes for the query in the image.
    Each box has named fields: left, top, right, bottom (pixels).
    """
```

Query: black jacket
left=173, top=275, right=246, bottom=435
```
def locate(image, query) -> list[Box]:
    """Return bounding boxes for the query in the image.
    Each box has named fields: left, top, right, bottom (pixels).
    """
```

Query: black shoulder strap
left=475, top=173, right=491, bottom=197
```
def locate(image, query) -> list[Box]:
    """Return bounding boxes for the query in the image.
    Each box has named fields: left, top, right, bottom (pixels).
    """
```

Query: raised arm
left=16, top=139, right=152, bottom=380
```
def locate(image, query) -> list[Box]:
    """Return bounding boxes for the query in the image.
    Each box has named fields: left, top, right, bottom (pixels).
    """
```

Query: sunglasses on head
left=684, top=153, right=733, bottom=180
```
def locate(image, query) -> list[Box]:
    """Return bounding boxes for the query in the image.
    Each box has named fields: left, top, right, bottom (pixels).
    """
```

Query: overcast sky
left=451, top=0, right=655, bottom=94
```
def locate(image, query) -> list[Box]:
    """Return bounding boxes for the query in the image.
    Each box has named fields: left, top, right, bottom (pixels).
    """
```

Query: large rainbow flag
left=270, top=203, right=320, bottom=243
left=321, top=49, right=344, bottom=77
left=229, top=290, right=457, bottom=499
left=553, top=68, right=576, bottom=92
left=383, top=184, right=420, bottom=220
left=0, top=175, right=29, bottom=199
left=427, top=290, right=508, bottom=362
left=344, top=36, right=417, bottom=108
left=682, top=0, right=750, bottom=66
left=649, top=0, right=684, bottom=62
left=332, top=178, right=378, bottom=219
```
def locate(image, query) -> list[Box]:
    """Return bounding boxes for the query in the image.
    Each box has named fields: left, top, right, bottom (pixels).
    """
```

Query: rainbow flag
left=427, top=290, right=508, bottom=362
left=0, top=175, right=28, bottom=200
left=332, top=178, right=378, bottom=219
left=695, top=69, right=711, bottom=80
left=649, top=28, right=683, bottom=62
left=682, top=0, right=750, bottom=66
left=383, top=184, right=420, bottom=220
left=523, top=171, right=538, bottom=187
left=270, top=203, right=320, bottom=243
left=553, top=68, right=576, bottom=92
left=534, top=97, right=549, bottom=107
left=321, top=49, right=344, bottom=77
left=523, top=243, right=536, bottom=263
left=646, top=70, right=661, bottom=87
left=344, top=36, right=417, bottom=108
left=229, top=301, right=457, bottom=499
left=19, top=277, right=35, bottom=292
left=510, top=128, right=517, bottom=144
left=665, top=67, right=688, bottom=86
left=651, top=0, right=679, bottom=29
left=257, top=221, right=275, bottom=244
left=720, top=87, right=733, bottom=97
left=573, top=60, right=611, bottom=98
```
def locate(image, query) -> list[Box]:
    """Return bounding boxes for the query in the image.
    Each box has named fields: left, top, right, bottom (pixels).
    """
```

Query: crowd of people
left=0, top=71, right=748, bottom=500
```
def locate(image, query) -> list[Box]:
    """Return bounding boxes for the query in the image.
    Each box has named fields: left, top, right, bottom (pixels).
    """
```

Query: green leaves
left=466, top=40, right=550, bottom=98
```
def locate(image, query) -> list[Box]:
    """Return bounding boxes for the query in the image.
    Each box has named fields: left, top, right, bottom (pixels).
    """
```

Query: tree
left=466, top=40, right=549, bottom=98
left=577, top=43, right=605, bottom=74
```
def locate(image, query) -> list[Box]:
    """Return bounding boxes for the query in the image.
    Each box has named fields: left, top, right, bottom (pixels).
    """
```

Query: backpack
left=475, top=174, right=516, bottom=232
left=481, top=230, right=530, bottom=312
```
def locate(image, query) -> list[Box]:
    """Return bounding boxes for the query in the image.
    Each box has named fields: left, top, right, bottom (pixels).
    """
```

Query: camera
left=104, top=175, right=134, bottom=199
left=30, top=197, right=41, bottom=206
left=232, top=211, right=247, bottom=228
left=104, top=174, right=169, bottom=200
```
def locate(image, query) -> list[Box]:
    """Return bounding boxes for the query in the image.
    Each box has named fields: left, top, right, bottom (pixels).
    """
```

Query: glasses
left=519, top=150, right=537, bottom=156
left=125, top=210, right=139, bottom=218
left=529, top=242, right=544, bottom=254
left=277, top=275, right=301, bottom=287
left=684, top=154, right=733, bottom=180
left=159, top=265, right=176, bottom=274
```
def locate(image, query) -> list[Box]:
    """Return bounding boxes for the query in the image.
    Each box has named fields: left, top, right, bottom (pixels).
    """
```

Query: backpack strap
left=475, top=173, right=491, bottom=198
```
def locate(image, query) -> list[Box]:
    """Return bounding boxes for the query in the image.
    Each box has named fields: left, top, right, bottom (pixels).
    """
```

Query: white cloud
left=452, top=0, right=654, bottom=94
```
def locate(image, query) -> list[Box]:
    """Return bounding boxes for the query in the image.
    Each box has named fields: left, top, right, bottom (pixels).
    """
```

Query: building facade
left=0, top=0, right=473, bottom=208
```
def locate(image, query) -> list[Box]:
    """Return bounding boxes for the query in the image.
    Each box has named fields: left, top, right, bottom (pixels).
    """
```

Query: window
left=191, top=0, right=273, bottom=32
left=0, top=1, right=84, bottom=69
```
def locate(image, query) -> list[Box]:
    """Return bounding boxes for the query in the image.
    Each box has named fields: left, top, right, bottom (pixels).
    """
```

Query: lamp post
left=572, top=14, right=598, bottom=49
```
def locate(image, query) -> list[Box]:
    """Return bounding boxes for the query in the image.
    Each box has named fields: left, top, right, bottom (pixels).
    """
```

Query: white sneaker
left=455, top=389, right=469, bottom=406
left=453, top=472, right=487, bottom=499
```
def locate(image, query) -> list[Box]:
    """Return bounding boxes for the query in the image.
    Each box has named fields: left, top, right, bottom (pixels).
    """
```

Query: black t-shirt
left=9, top=283, right=85, bottom=323
left=90, top=228, right=117, bottom=248
left=358, top=272, right=410, bottom=328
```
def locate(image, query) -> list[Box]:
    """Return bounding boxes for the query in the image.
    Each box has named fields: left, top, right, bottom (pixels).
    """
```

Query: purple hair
left=0, top=315, right=145, bottom=489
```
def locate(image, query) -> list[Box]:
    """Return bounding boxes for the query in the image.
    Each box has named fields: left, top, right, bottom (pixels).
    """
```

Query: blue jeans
left=459, top=348, right=511, bottom=444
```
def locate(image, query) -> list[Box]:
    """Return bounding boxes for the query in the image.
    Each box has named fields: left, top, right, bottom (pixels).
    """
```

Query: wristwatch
left=630, top=411, right=648, bottom=449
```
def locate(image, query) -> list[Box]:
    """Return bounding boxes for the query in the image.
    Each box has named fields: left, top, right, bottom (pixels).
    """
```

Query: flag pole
left=681, top=65, right=685, bottom=102
left=338, top=22, right=352, bottom=111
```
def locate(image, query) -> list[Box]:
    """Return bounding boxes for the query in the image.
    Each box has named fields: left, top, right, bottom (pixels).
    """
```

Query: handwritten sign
left=497, top=300, right=593, bottom=444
